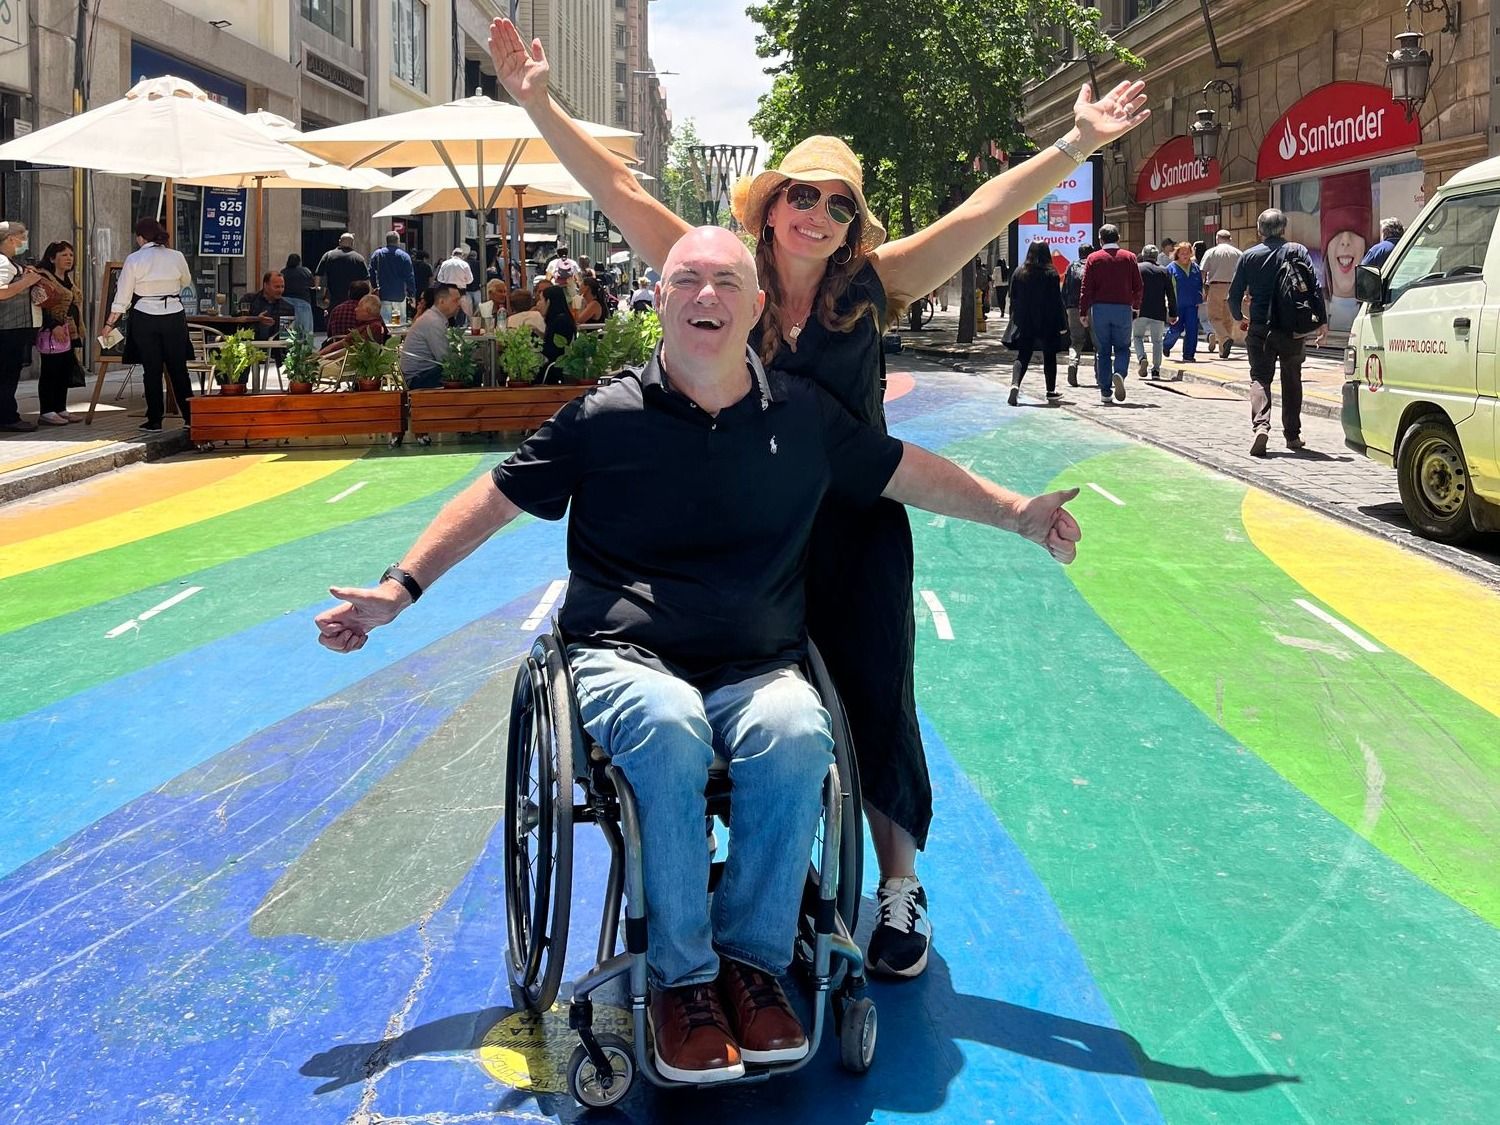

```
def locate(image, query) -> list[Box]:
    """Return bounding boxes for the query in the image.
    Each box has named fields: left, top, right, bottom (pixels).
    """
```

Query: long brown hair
left=755, top=212, right=877, bottom=366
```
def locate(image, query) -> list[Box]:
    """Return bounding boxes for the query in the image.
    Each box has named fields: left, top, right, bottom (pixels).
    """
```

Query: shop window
left=1386, top=191, right=1500, bottom=303
left=301, top=0, right=354, bottom=44
left=392, top=0, right=428, bottom=91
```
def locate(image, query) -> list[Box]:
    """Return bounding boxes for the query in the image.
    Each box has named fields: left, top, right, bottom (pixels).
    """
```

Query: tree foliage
left=747, top=0, right=1139, bottom=237
left=659, top=117, right=706, bottom=225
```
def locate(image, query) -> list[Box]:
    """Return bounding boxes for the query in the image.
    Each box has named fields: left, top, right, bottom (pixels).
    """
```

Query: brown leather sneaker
left=718, top=959, right=809, bottom=1064
left=647, top=982, right=745, bottom=1084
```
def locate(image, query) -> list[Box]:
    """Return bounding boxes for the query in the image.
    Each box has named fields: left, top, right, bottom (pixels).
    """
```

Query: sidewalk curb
left=910, top=350, right=1499, bottom=590
left=0, top=429, right=192, bottom=505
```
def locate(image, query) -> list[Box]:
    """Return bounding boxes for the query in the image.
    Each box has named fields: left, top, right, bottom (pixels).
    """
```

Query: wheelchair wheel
left=838, top=996, right=877, bottom=1073
left=805, top=643, right=864, bottom=932
left=568, top=1036, right=635, bottom=1108
left=504, top=639, right=575, bottom=1012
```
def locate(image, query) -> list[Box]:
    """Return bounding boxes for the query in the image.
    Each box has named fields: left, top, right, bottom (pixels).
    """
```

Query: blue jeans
left=285, top=297, right=314, bottom=338
left=568, top=645, right=834, bottom=989
left=1165, top=304, right=1201, bottom=359
left=403, top=366, right=441, bottom=390
left=1089, top=303, right=1133, bottom=395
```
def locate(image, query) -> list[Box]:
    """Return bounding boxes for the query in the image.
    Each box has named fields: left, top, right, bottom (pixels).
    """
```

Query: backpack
left=1270, top=245, right=1326, bottom=338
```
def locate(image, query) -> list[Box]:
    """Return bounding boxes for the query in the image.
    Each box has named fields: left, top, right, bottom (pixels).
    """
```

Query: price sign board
left=201, top=188, right=248, bottom=257
left=592, top=209, right=612, bottom=242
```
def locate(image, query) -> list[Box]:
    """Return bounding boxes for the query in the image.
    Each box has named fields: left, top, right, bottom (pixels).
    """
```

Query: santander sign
left=1137, top=135, right=1219, bottom=203
left=1257, top=81, right=1421, bottom=179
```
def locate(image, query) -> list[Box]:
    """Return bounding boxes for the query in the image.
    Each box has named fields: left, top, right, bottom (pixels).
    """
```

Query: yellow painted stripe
left=1, top=438, right=119, bottom=475
left=1, top=449, right=358, bottom=578
left=0, top=453, right=260, bottom=547
left=1242, top=488, right=1500, bottom=720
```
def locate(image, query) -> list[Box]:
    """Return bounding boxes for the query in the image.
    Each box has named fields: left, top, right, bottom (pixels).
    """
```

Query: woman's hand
left=51, top=325, right=70, bottom=345
left=489, top=18, right=550, bottom=109
left=1071, top=80, right=1151, bottom=152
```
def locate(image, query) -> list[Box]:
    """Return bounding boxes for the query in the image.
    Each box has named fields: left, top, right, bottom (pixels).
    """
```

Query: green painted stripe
left=1061, top=443, right=1500, bottom=924
left=910, top=417, right=1500, bottom=1123
left=0, top=450, right=483, bottom=638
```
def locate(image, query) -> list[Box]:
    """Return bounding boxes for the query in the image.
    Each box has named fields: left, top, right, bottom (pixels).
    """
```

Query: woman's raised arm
left=489, top=18, right=690, bottom=270
left=870, top=81, right=1150, bottom=304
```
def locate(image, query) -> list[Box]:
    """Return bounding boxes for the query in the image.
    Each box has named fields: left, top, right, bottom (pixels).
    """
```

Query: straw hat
left=731, top=136, right=886, bottom=254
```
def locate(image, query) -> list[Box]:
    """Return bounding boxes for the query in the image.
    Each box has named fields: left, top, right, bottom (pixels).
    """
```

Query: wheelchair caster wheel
left=838, top=996, right=877, bottom=1073
left=568, top=1036, right=635, bottom=1108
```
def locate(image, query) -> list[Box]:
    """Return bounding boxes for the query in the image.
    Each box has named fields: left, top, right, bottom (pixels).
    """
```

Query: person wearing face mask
left=490, top=15, right=1148, bottom=980
left=0, top=220, right=44, bottom=432
left=102, top=218, right=194, bottom=432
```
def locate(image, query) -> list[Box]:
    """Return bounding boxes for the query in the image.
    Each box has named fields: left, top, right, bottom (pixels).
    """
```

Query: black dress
left=750, top=262, right=932, bottom=848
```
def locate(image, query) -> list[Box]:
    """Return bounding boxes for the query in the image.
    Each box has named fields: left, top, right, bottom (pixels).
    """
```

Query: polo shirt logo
left=769, top=436, right=779, bottom=455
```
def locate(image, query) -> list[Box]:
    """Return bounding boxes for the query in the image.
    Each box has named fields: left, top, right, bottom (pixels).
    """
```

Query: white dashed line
left=326, top=481, right=369, bottom=504
left=1087, top=482, right=1125, bottom=506
left=919, top=590, right=955, bottom=640
left=1293, top=599, right=1381, bottom=653
left=521, top=579, right=569, bottom=631
left=105, top=587, right=204, bottom=638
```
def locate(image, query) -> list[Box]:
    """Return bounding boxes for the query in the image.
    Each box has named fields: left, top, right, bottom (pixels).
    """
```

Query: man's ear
left=754, top=288, right=766, bottom=322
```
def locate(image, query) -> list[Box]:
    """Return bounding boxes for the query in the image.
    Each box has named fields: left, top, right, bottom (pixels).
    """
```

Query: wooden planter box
left=190, top=390, right=404, bottom=443
left=407, top=385, right=591, bottom=434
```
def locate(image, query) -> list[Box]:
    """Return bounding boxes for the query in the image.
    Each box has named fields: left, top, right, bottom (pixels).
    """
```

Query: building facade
left=1026, top=0, right=1494, bottom=339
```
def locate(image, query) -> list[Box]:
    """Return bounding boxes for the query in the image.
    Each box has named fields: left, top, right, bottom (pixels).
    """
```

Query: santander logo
left=1258, top=82, right=1419, bottom=179
left=1136, top=136, right=1218, bottom=203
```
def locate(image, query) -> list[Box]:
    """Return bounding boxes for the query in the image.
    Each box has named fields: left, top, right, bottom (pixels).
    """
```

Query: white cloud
left=648, top=0, right=774, bottom=162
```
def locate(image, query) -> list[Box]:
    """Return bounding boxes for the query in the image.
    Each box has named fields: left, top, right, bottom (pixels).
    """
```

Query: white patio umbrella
left=295, top=94, right=638, bottom=278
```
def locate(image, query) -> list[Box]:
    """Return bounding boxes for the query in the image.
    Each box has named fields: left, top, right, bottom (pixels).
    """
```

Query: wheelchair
left=503, top=626, right=876, bottom=1107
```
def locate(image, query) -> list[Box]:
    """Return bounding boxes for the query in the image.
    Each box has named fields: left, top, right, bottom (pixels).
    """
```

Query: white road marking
left=1293, top=599, right=1381, bottom=653
left=919, top=590, right=955, bottom=640
left=1087, top=482, right=1125, bottom=506
left=105, top=587, right=204, bottom=638
left=326, top=481, right=369, bottom=504
left=521, top=579, right=569, bottom=631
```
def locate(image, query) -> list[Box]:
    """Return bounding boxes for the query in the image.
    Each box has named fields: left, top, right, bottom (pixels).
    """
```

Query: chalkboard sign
left=201, top=188, right=248, bottom=257
left=96, top=261, right=125, bottom=358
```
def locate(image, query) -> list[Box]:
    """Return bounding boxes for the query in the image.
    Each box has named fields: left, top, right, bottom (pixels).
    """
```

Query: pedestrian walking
left=1061, top=243, right=1093, bottom=386
left=1192, top=239, right=1207, bottom=264
left=1079, top=224, right=1142, bottom=404
left=32, top=241, right=85, bottom=425
left=412, top=249, right=434, bottom=295
left=1361, top=217, right=1405, bottom=269
left=0, top=220, right=43, bottom=432
left=281, top=253, right=316, bottom=337
left=1133, top=245, right=1177, bottom=381
left=369, top=232, right=416, bottom=324
left=1157, top=237, right=1176, bottom=267
left=103, top=217, right=194, bottom=432
left=1200, top=230, right=1243, bottom=359
left=436, top=246, right=474, bottom=322
left=1163, top=242, right=1205, bottom=360
left=1003, top=240, right=1067, bottom=406
left=1228, top=208, right=1328, bottom=457
left=492, top=12, right=1149, bottom=979
left=315, top=233, right=369, bottom=311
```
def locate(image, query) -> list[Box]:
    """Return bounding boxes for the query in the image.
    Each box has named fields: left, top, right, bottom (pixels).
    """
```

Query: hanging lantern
left=1387, top=29, right=1432, bottom=121
left=1189, top=107, right=1222, bottom=169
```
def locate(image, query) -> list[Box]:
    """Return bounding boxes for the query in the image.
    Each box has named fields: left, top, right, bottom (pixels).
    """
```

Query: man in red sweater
left=1078, top=225, right=1143, bottom=404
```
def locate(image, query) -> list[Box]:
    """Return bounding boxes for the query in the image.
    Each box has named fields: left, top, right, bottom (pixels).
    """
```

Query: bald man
left=314, top=227, right=1082, bottom=1085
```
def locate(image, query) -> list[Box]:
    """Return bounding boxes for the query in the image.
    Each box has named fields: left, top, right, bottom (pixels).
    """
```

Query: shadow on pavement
left=1356, top=503, right=1500, bottom=566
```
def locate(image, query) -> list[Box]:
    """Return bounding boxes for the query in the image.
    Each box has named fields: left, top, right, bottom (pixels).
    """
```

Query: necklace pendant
left=788, top=324, right=801, bottom=342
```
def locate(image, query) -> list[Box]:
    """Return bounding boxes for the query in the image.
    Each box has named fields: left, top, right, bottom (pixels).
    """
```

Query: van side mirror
left=1355, top=265, right=1385, bottom=307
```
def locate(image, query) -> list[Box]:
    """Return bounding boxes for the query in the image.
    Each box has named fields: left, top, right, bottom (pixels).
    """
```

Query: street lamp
left=1386, top=1, right=1459, bottom=122
left=1189, top=79, right=1240, bottom=170
left=688, top=144, right=758, bottom=228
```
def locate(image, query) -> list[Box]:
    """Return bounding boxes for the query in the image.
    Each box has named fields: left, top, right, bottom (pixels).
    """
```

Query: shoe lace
left=732, top=964, right=787, bottom=1012
left=678, top=984, right=726, bottom=1031
left=877, top=880, right=921, bottom=935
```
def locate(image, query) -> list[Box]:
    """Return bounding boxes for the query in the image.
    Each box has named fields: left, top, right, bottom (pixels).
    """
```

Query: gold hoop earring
left=831, top=244, right=853, bottom=266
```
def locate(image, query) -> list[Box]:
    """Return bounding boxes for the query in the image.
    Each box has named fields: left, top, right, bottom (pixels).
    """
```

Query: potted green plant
left=211, top=329, right=267, bottom=396
left=495, top=326, right=544, bottom=386
left=440, top=328, right=479, bottom=388
left=281, top=326, right=318, bottom=394
left=553, top=329, right=603, bottom=385
left=344, top=332, right=399, bottom=392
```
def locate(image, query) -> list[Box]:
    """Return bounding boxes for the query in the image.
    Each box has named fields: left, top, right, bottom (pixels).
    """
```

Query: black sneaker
left=867, top=876, right=931, bottom=979
left=138, top=422, right=163, bottom=432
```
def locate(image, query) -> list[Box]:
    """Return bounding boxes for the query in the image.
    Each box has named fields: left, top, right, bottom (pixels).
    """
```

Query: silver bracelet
left=1053, top=136, right=1088, bottom=164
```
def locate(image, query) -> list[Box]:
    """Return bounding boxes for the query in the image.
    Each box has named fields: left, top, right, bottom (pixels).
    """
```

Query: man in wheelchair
left=316, top=227, right=1081, bottom=1085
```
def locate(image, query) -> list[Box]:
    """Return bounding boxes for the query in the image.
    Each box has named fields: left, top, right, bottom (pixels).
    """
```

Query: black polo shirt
left=491, top=349, right=905, bottom=689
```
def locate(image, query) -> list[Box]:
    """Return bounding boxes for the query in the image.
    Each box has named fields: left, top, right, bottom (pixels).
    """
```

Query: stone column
left=1217, top=182, right=1271, bottom=248
left=1416, top=135, right=1489, bottom=198
left=1104, top=203, right=1146, bottom=251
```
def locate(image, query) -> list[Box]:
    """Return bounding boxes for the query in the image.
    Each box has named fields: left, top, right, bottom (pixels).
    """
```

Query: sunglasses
left=783, top=183, right=858, bottom=226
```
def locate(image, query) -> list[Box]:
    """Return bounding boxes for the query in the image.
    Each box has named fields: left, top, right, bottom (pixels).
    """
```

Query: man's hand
left=1079, top=315, right=1089, bottom=328
left=1239, top=318, right=1250, bottom=333
left=1315, top=325, right=1329, bottom=345
left=1015, top=488, right=1083, bottom=564
left=258, top=314, right=274, bottom=325
left=489, top=18, right=550, bottom=108
left=316, top=582, right=409, bottom=653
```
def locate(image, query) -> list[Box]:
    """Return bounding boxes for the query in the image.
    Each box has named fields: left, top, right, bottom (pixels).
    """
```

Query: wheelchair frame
left=503, top=625, right=876, bottom=1106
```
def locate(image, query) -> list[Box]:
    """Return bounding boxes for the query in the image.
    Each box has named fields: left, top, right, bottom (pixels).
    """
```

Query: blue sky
left=650, top=0, right=773, bottom=161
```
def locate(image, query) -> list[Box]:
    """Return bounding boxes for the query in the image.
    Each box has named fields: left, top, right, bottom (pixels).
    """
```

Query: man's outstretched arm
left=315, top=476, right=522, bottom=652
left=882, top=443, right=1082, bottom=563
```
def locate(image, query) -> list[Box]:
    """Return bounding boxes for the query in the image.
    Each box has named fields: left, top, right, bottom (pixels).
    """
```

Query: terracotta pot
left=355, top=378, right=382, bottom=392
left=218, top=382, right=248, bottom=396
left=287, top=381, right=314, bottom=395
left=442, top=380, right=467, bottom=389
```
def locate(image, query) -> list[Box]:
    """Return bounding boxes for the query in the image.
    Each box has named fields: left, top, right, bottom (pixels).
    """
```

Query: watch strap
left=381, top=565, right=423, bottom=603
left=1053, top=136, right=1088, bottom=164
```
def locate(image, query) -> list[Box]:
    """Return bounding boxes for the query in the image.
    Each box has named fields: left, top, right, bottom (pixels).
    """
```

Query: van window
left=1386, top=191, right=1500, bottom=302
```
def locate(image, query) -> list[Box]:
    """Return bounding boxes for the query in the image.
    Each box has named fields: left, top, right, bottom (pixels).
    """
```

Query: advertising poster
left=1014, top=157, right=1101, bottom=276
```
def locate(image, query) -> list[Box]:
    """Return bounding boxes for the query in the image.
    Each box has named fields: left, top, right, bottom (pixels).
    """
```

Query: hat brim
left=732, top=168, right=886, bottom=254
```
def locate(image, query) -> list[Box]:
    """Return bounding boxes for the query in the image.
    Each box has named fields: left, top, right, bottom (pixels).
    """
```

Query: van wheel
left=1397, top=417, right=1477, bottom=545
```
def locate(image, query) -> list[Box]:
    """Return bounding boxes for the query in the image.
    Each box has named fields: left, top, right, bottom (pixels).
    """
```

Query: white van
left=1343, top=156, right=1500, bottom=544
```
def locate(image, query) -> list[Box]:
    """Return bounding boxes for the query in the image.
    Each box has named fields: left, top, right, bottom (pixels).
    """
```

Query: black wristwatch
left=380, top=565, right=424, bottom=603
